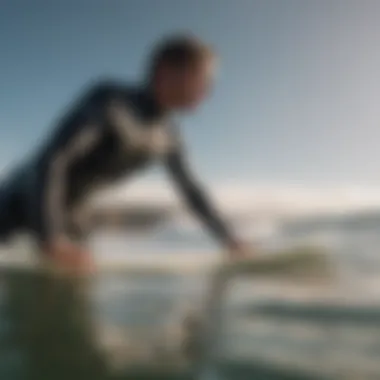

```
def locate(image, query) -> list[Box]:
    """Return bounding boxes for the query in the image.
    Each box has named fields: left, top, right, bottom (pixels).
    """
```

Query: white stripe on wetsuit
left=107, top=100, right=175, bottom=155
left=45, top=125, right=101, bottom=241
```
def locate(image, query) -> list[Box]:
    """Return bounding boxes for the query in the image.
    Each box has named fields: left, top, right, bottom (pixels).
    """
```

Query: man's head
left=148, top=35, right=217, bottom=111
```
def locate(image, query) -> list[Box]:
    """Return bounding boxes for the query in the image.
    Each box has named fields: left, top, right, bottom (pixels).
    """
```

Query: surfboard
left=182, top=246, right=332, bottom=378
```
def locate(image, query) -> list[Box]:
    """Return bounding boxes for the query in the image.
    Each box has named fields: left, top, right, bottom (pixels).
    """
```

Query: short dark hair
left=148, top=34, right=215, bottom=80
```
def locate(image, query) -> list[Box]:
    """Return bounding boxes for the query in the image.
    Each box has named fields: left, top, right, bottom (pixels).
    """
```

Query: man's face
left=169, top=59, right=216, bottom=110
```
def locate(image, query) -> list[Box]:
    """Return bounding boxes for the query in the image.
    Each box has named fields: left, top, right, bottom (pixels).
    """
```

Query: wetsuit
left=0, top=80, right=234, bottom=248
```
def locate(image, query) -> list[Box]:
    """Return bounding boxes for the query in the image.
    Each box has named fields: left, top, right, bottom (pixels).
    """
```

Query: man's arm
left=36, top=83, right=108, bottom=249
left=165, top=147, right=238, bottom=250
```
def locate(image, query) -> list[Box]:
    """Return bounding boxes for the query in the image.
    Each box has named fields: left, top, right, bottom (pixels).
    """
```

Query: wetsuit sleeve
left=37, top=83, right=108, bottom=245
left=165, top=140, right=235, bottom=247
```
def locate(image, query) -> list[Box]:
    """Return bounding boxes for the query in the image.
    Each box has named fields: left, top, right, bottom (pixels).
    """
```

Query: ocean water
left=1, top=214, right=380, bottom=379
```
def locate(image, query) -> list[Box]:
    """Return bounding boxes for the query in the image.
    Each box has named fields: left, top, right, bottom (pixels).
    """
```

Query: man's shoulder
left=84, top=77, right=137, bottom=100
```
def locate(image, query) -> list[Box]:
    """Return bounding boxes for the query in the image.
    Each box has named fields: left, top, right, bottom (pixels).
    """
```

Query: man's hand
left=43, top=237, right=94, bottom=274
left=227, top=239, right=253, bottom=260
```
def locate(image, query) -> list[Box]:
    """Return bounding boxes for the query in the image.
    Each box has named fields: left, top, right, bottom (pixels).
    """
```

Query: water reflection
left=1, top=266, right=380, bottom=380
left=2, top=270, right=109, bottom=380
left=0, top=269, right=197, bottom=380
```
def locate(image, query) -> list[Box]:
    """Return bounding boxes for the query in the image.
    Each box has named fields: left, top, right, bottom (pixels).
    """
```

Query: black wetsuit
left=0, top=80, right=233, bottom=247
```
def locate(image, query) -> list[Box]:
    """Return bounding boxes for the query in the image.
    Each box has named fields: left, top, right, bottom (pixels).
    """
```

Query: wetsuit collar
left=140, top=85, right=168, bottom=119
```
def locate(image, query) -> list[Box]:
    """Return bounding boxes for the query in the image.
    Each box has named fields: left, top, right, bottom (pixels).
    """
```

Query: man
left=0, top=35, right=246, bottom=270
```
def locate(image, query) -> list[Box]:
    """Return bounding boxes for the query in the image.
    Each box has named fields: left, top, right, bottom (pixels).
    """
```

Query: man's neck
left=144, top=81, right=174, bottom=117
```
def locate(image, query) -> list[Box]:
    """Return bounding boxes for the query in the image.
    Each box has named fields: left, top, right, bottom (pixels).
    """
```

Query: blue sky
left=2, top=0, right=380, bottom=190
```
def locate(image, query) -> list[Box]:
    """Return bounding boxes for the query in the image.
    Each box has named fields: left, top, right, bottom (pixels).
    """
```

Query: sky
left=2, top=0, right=380, bottom=211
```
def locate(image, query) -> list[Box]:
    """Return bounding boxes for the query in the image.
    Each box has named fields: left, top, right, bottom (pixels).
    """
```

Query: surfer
left=0, top=34, right=247, bottom=270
